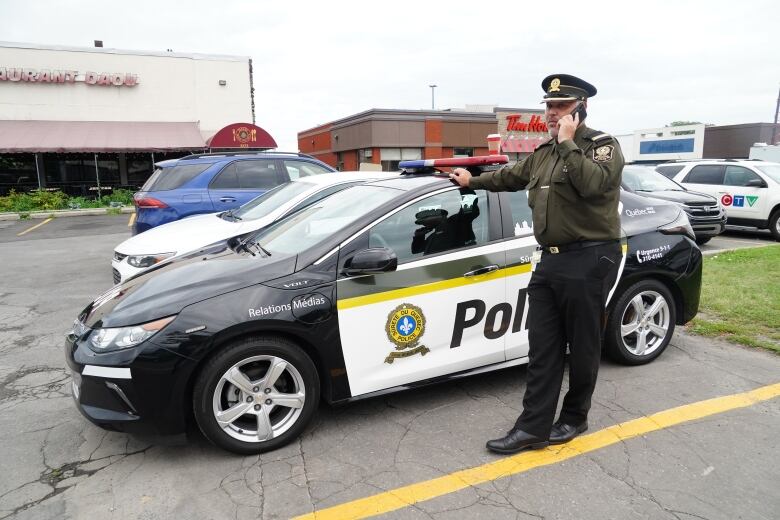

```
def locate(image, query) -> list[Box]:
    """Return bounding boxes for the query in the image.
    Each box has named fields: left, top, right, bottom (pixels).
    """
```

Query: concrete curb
left=0, top=207, right=135, bottom=221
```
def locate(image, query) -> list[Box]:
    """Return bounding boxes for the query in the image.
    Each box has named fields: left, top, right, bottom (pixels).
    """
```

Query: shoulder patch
left=588, top=133, right=612, bottom=142
left=593, top=144, right=614, bottom=162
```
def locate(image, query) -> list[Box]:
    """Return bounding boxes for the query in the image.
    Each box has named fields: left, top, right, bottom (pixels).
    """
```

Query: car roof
left=294, top=170, right=398, bottom=185
left=366, top=173, right=453, bottom=191
left=155, top=151, right=331, bottom=168
left=660, top=159, right=779, bottom=166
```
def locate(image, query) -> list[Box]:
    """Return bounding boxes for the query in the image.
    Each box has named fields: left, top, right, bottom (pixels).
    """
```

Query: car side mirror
left=345, top=247, right=398, bottom=276
left=745, top=179, right=767, bottom=188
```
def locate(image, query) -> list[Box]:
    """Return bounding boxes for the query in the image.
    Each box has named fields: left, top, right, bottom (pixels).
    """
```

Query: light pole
left=429, top=84, right=437, bottom=110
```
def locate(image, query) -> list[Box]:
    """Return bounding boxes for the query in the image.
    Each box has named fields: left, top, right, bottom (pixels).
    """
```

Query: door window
left=505, top=191, right=534, bottom=236
left=236, top=160, right=279, bottom=189
left=284, top=160, right=332, bottom=180
left=368, top=189, right=490, bottom=263
left=210, top=163, right=240, bottom=189
left=684, top=165, right=725, bottom=185
left=723, top=166, right=762, bottom=187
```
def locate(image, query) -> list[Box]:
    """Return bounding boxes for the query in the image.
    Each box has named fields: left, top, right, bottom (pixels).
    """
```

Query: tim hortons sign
left=0, top=67, right=139, bottom=86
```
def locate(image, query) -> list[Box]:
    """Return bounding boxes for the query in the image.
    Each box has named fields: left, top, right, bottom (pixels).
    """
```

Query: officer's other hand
left=449, top=168, right=471, bottom=187
left=557, top=112, right=579, bottom=143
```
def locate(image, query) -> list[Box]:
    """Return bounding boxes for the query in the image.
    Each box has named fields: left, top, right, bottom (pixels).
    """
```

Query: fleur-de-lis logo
left=398, top=316, right=414, bottom=336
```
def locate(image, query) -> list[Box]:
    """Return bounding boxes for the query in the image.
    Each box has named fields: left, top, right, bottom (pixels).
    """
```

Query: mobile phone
left=570, top=101, right=587, bottom=121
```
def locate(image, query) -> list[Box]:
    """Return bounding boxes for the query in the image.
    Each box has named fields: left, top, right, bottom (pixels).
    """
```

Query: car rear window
left=140, top=164, right=211, bottom=192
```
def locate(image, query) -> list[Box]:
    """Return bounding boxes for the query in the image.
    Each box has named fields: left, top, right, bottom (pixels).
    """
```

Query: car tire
left=605, top=279, right=676, bottom=366
left=769, top=210, right=780, bottom=242
left=193, top=335, right=319, bottom=455
left=694, top=236, right=712, bottom=245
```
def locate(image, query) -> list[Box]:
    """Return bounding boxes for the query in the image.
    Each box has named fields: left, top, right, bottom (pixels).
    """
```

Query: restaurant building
left=298, top=106, right=549, bottom=171
left=0, top=41, right=275, bottom=195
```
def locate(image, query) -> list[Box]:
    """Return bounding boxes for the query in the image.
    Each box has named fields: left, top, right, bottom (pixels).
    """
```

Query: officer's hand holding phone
left=557, top=102, right=586, bottom=143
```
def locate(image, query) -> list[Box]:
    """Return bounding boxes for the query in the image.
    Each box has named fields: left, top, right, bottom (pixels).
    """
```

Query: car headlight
left=126, top=252, right=175, bottom=268
left=89, top=316, right=176, bottom=352
left=658, top=209, right=695, bottom=241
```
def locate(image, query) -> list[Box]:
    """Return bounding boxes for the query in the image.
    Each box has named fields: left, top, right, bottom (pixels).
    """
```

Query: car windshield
left=755, top=164, right=780, bottom=184
left=623, top=167, right=684, bottom=192
left=250, top=185, right=398, bottom=256
left=231, top=181, right=314, bottom=221
left=140, top=163, right=211, bottom=192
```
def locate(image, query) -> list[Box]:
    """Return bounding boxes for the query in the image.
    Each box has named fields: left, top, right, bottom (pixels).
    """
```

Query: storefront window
left=0, top=154, right=37, bottom=195
left=380, top=148, right=422, bottom=172
left=43, top=153, right=119, bottom=196
left=453, top=148, right=474, bottom=158
left=126, top=153, right=154, bottom=187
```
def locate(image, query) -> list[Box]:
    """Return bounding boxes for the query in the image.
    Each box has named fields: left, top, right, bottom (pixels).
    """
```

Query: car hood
left=619, top=191, right=685, bottom=237
left=632, top=189, right=716, bottom=205
left=82, top=242, right=297, bottom=328
left=115, top=212, right=271, bottom=256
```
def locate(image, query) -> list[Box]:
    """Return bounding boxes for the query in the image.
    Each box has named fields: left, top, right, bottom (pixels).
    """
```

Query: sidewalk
left=0, top=207, right=135, bottom=221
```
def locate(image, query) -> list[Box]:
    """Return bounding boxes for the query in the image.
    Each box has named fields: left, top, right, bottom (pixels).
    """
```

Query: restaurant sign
left=0, top=67, right=139, bottom=86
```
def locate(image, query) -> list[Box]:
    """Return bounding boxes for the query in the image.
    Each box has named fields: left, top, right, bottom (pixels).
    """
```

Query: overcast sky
left=2, top=0, right=779, bottom=150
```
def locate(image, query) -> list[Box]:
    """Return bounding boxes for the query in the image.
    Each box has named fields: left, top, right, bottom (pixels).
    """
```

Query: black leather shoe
left=486, top=429, right=549, bottom=454
left=548, top=421, right=588, bottom=445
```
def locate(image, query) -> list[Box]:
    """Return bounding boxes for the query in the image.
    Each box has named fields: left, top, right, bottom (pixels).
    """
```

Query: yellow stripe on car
left=336, top=264, right=532, bottom=310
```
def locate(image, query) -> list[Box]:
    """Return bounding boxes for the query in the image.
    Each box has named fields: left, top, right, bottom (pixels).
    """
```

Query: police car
left=66, top=156, right=702, bottom=454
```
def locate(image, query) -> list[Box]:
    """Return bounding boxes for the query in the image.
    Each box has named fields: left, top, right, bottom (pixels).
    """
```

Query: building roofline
left=708, top=122, right=776, bottom=130
left=493, top=106, right=544, bottom=113
left=325, top=108, right=497, bottom=131
left=0, top=41, right=250, bottom=62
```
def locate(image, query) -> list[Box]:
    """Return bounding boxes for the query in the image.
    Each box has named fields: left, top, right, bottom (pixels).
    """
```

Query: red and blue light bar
left=399, top=155, right=509, bottom=169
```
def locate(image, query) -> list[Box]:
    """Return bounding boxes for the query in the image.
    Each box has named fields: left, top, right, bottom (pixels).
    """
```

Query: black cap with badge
left=541, top=74, right=597, bottom=103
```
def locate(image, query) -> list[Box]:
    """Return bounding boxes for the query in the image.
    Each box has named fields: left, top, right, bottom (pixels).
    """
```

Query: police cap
left=541, top=74, right=597, bottom=103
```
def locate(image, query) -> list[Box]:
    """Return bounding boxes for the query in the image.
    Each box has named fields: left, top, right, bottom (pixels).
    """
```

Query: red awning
left=206, top=123, right=277, bottom=149
left=0, top=120, right=206, bottom=153
left=501, top=136, right=548, bottom=154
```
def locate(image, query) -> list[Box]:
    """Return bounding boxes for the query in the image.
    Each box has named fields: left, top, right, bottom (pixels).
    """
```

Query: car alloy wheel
left=194, top=336, right=319, bottom=454
left=620, top=290, right=671, bottom=357
left=213, top=355, right=306, bottom=443
left=606, top=279, right=676, bottom=365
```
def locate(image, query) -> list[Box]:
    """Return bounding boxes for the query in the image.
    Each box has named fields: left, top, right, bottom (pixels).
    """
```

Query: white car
left=112, top=171, right=394, bottom=282
left=656, top=160, right=780, bottom=241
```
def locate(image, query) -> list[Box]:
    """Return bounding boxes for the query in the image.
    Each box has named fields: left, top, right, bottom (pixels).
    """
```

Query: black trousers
left=514, top=242, right=622, bottom=438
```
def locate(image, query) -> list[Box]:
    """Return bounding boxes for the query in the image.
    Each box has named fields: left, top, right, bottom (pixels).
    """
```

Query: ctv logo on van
left=721, top=194, right=758, bottom=207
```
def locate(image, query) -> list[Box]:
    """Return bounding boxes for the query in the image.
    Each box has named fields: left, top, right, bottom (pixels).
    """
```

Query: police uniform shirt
left=469, top=124, right=624, bottom=247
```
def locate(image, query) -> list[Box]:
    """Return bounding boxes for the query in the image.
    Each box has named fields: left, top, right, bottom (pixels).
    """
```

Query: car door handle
left=220, top=197, right=236, bottom=202
left=463, top=265, right=499, bottom=277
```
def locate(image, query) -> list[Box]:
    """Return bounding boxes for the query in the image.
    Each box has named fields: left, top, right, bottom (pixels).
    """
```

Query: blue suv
left=132, top=152, right=335, bottom=234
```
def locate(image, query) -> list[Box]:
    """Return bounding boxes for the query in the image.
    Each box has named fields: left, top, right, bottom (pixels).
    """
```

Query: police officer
left=450, top=74, right=624, bottom=454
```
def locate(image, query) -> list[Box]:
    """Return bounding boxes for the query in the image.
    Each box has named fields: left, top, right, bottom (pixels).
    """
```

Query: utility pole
left=429, top=84, right=437, bottom=110
left=774, top=84, right=780, bottom=145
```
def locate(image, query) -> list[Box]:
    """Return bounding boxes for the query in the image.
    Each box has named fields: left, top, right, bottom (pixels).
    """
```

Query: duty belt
left=540, top=239, right=619, bottom=254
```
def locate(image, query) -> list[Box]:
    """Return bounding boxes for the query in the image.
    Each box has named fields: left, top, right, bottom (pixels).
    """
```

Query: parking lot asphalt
left=1, top=216, right=778, bottom=520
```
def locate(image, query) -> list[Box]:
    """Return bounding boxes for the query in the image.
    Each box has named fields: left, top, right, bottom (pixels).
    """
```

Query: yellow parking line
left=293, top=382, right=780, bottom=520
left=127, top=212, right=136, bottom=227
left=17, top=217, right=53, bottom=236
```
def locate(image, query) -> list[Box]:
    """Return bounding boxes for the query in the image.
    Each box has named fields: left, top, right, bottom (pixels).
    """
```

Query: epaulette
left=587, top=132, right=612, bottom=142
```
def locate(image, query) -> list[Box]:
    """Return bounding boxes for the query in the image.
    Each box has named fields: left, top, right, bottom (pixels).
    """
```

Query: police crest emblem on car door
left=384, top=303, right=430, bottom=363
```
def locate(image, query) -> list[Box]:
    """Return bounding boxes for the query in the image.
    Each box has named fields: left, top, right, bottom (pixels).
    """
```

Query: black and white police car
left=66, top=156, right=702, bottom=454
